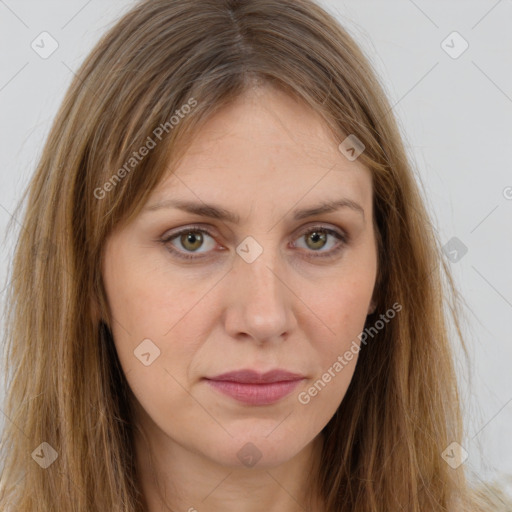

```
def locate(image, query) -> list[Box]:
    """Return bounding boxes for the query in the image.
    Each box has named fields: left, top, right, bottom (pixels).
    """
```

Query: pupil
left=184, top=232, right=202, bottom=250
left=309, top=231, right=326, bottom=249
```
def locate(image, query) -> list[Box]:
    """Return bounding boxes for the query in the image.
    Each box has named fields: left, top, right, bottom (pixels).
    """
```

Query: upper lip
left=205, top=369, right=305, bottom=384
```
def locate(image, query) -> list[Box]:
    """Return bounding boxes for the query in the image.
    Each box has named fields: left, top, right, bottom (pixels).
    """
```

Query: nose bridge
left=246, top=247, right=282, bottom=300
left=226, top=236, right=294, bottom=341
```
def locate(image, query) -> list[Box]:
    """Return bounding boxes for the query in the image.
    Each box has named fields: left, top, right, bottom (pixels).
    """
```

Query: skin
left=101, top=84, right=378, bottom=512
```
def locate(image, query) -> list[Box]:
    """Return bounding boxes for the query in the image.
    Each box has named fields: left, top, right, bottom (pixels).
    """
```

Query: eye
left=159, top=224, right=348, bottom=261
left=292, top=226, right=347, bottom=258
left=160, top=225, right=218, bottom=260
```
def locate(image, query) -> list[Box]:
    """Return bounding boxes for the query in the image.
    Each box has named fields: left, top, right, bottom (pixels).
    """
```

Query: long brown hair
left=0, top=0, right=508, bottom=510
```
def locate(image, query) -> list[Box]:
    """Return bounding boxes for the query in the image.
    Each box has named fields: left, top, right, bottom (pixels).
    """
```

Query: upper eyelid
left=161, top=222, right=347, bottom=242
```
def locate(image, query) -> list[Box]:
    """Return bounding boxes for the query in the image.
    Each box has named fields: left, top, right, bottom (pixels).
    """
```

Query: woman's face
left=101, top=85, right=378, bottom=469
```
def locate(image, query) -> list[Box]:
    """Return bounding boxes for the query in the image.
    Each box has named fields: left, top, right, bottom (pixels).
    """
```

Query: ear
left=367, top=298, right=377, bottom=315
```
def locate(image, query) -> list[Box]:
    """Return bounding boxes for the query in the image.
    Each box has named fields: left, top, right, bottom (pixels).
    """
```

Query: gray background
left=1, top=0, right=511, bottom=492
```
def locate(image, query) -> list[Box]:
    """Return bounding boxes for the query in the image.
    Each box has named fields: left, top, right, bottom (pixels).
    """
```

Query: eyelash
left=159, top=224, right=348, bottom=261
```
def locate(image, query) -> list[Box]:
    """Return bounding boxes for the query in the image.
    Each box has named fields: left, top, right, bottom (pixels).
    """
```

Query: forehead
left=148, top=86, right=373, bottom=214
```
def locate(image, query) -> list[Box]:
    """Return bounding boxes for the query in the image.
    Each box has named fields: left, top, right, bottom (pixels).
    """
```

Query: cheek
left=105, top=270, right=211, bottom=410
left=299, top=266, right=375, bottom=404
left=108, top=306, right=201, bottom=435
left=296, top=293, right=367, bottom=417
left=104, top=249, right=194, bottom=342
left=308, top=273, right=374, bottom=347
left=306, top=234, right=376, bottom=332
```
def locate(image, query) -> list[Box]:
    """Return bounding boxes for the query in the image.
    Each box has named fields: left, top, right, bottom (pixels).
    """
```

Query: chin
left=201, top=429, right=313, bottom=470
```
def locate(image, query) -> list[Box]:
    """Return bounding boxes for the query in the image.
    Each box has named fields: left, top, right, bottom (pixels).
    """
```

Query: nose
left=223, top=245, right=297, bottom=345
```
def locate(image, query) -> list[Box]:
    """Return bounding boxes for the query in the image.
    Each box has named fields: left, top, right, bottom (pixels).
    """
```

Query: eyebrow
left=143, top=198, right=365, bottom=223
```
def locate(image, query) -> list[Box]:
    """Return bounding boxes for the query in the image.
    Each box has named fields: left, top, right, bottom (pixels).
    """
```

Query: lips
left=207, top=369, right=304, bottom=383
left=204, top=369, right=305, bottom=405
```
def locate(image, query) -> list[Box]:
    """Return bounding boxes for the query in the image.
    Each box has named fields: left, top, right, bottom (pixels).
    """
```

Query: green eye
left=160, top=225, right=347, bottom=261
left=293, top=227, right=347, bottom=258
left=179, top=231, right=206, bottom=252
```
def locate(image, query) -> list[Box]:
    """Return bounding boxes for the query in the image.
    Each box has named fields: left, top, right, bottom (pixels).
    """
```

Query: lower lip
left=205, top=379, right=303, bottom=405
